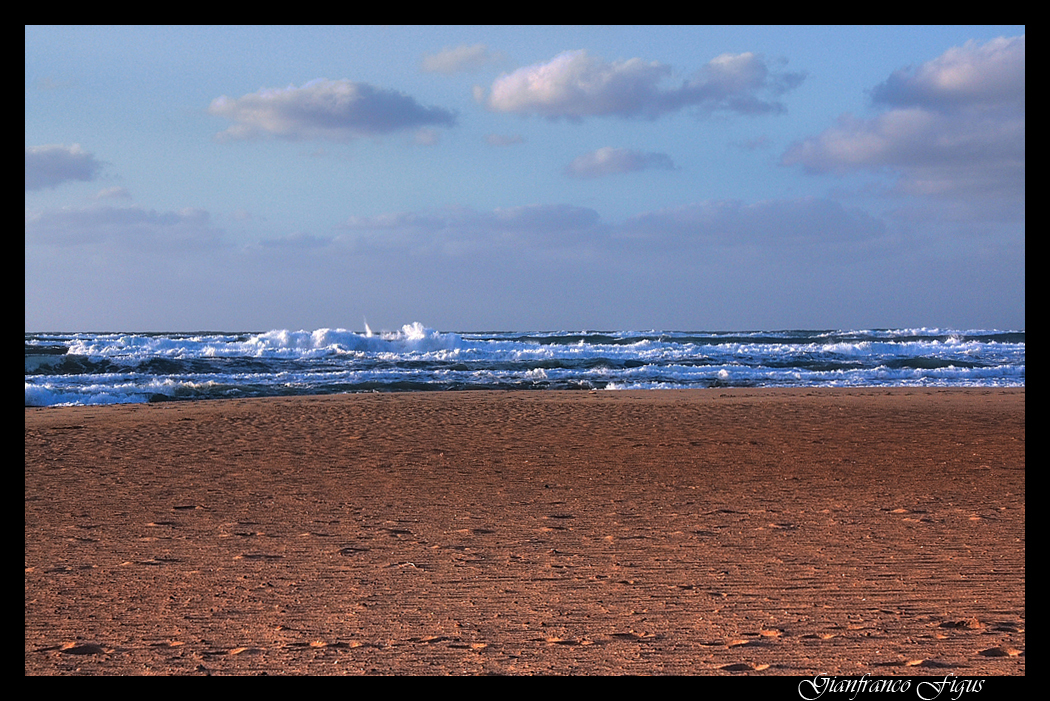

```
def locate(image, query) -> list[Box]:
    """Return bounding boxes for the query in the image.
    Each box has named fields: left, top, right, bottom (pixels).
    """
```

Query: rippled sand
left=25, top=388, right=1025, bottom=675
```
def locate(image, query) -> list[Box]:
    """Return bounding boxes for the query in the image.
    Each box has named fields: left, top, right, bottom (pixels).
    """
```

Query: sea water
left=25, top=323, right=1025, bottom=406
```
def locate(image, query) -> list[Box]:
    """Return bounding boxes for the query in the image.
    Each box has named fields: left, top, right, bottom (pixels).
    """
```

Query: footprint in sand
left=907, top=659, right=956, bottom=668
left=610, top=632, right=659, bottom=643
left=940, top=618, right=984, bottom=630
left=992, top=622, right=1024, bottom=633
left=720, top=662, right=770, bottom=672
left=978, top=646, right=1023, bottom=657
left=447, top=642, right=490, bottom=651
left=289, top=640, right=362, bottom=649
left=236, top=553, right=284, bottom=560
left=137, top=557, right=181, bottom=565
left=544, top=637, right=593, bottom=646
left=59, top=642, right=108, bottom=655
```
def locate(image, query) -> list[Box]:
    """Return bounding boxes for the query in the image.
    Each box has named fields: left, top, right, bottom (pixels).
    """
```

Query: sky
left=25, top=26, right=1025, bottom=332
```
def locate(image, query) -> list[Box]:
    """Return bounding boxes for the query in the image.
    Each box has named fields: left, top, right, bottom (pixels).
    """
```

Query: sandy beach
left=25, top=388, right=1025, bottom=675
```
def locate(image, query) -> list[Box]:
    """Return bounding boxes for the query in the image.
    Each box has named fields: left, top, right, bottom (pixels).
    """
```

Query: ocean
left=25, top=323, right=1025, bottom=407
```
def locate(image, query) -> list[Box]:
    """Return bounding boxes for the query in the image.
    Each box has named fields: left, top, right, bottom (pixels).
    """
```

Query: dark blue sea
left=25, top=324, right=1025, bottom=406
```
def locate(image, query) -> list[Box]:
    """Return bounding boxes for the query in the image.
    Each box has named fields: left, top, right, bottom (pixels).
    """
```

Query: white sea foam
left=25, top=376, right=183, bottom=406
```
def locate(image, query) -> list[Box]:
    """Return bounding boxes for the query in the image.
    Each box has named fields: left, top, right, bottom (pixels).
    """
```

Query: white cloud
left=95, top=186, right=131, bottom=200
left=25, top=144, right=101, bottom=191
left=25, top=205, right=223, bottom=249
left=339, top=203, right=606, bottom=253
left=258, top=231, right=332, bottom=249
left=484, top=50, right=668, bottom=119
left=27, top=194, right=1021, bottom=332
left=870, top=35, right=1024, bottom=110
left=344, top=210, right=449, bottom=229
left=619, top=197, right=886, bottom=247
left=208, top=78, right=456, bottom=142
left=565, top=147, right=676, bottom=178
left=422, top=44, right=503, bottom=74
left=491, top=203, right=604, bottom=245
left=682, top=52, right=805, bottom=115
left=783, top=36, right=1024, bottom=209
left=336, top=197, right=886, bottom=257
left=481, top=49, right=804, bottom=119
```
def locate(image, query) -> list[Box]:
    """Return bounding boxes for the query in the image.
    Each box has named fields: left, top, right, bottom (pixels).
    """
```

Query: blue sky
left=25, top=26, right=1024, bottom=332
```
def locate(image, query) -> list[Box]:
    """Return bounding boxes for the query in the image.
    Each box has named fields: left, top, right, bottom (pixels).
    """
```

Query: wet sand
left=25, top=388, right=1025, bottom=675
